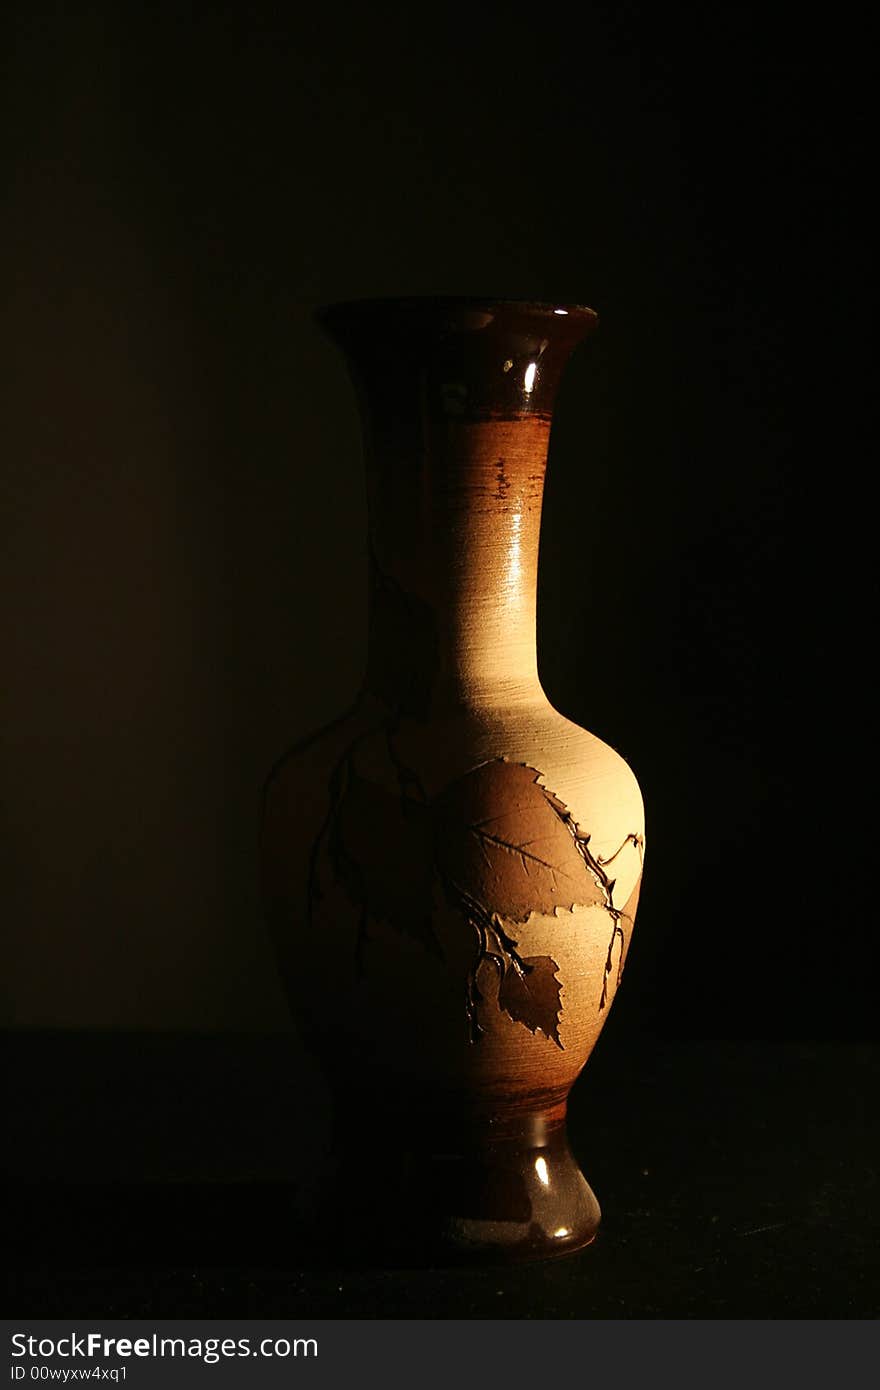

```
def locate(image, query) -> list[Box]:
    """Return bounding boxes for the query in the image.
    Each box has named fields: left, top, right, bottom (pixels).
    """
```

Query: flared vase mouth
left=316, top=295, right=598, bottom=329
left=316, top=296, right=599, bottom=421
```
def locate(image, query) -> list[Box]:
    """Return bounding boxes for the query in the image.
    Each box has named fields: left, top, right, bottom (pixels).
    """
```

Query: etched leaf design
left=496, top=956, right=563, bottom=1045
left=614, top=875, right=641, bottom=981
left=330, top=762, right=439, bottom=956
left=310, top=738, right=640, bottom=1047
left=620, top=877, right=640, bottom=926
left=432, top=759, right=605, bottom=923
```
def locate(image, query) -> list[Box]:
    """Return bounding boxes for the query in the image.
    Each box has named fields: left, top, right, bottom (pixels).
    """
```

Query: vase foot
left=425, top=1120, right=600, bottom=1262
left=323, top=1100, right=600, bottom=1265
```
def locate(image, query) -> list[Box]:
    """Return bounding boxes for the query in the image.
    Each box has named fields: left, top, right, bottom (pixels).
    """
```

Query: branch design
left=309, top=745, right=642, bottom=1042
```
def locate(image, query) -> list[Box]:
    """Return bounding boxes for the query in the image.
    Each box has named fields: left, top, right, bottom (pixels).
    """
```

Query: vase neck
left=319, top=298, right=598, bottom=717
left=366, top=414, right=552, bottom=712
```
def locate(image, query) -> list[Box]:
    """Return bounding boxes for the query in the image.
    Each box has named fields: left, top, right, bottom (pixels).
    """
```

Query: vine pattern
left=309, top=741, right=642, bottom=1048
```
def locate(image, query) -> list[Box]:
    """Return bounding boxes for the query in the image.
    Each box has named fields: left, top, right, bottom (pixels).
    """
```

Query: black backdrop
left=1, top=2, right=870, bottom=1045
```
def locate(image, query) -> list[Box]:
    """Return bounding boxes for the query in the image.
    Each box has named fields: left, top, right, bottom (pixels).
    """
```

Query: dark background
left=1, top=1, right=866, bottom=1041
left=2, top=0, right=875, bottom=1320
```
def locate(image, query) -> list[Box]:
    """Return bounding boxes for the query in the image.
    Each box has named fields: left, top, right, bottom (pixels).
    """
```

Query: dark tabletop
left=3, top=1030, right=878, bottom=1318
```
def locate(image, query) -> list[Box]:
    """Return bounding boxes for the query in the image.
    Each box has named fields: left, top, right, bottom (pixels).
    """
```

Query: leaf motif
left=497, top=956, right=563, bottom=1046
left=313, top=741, right=631, bottom=1045
left=615, top=874, right=641, bottom=978
left=619, top=876, right=641, bottom=926
left=331, top=765, right=440, bottom=956
left=432, top=759, right=605, bottom=923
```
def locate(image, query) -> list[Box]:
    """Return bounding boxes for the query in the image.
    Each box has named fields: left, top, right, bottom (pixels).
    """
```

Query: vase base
left=319, top=1102, right=600, bottom=1266
left=437, top=1189, right=600, bottom=1264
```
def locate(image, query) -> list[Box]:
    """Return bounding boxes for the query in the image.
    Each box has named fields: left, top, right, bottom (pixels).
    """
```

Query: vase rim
left=316, top=296, right=598, bottom=324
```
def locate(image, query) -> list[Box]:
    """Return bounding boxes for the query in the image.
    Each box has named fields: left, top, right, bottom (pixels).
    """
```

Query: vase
left=260, top=297, right=645, bottom=1262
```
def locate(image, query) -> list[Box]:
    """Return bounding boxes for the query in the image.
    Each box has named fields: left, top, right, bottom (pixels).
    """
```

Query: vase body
left=261, top=298, right=645, bottom=1261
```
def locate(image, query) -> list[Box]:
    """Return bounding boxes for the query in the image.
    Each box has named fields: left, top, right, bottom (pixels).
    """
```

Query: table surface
left=3, top=1030, right=878, bottom=1318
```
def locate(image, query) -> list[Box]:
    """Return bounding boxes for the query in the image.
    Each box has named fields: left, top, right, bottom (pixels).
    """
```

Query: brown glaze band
left=317, top=296, right=598, bottom=424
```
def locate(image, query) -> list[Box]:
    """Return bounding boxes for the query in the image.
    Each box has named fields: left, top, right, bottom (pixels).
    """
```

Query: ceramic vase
left=260, top=297, right=645, bottom=1261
